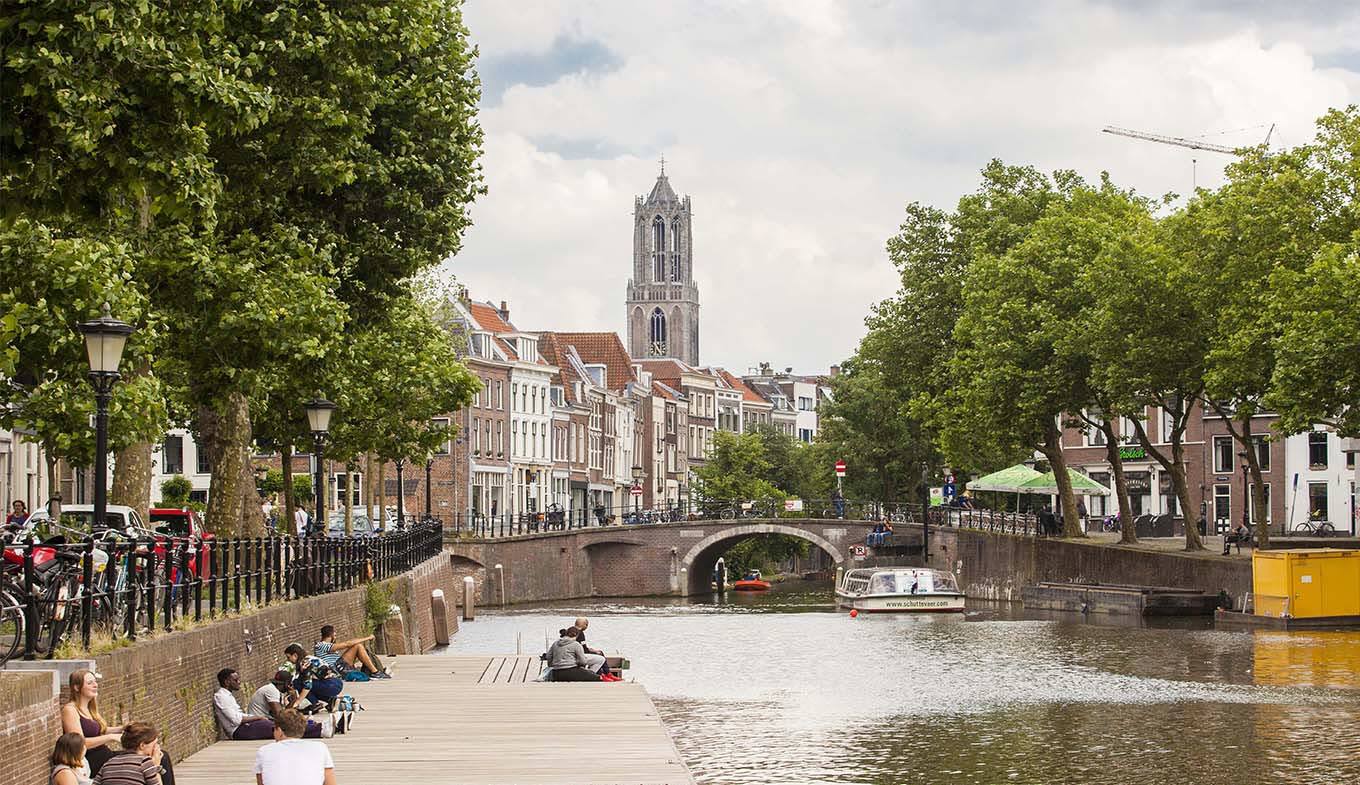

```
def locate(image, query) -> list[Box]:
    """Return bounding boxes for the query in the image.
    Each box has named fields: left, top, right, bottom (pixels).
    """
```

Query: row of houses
left=125, top=297, right=834, bottom=524
left=1057, top=403, right=1359, bottom=535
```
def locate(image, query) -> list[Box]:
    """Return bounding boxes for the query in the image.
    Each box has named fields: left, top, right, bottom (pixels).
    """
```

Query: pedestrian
left=1039, top=504, right=1057, bottom=537
left=1076, top=498, right=1088, bottom=531
left=294, top=505, right=309, bottom=538
left=253, top=709, right=336, bottom=785
left=831, top=486, right=845, bottom=519
left=6, top=499, right=28, bottom=527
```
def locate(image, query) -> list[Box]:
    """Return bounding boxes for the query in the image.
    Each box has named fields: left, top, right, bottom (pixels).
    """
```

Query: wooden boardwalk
left=174, top=655, right=694, bottom=785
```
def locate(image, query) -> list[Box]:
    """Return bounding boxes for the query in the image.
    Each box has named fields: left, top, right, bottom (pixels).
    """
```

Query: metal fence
left=443, top=498, right=1041, bottom=540
left=0, top=521, right=441, bottom=665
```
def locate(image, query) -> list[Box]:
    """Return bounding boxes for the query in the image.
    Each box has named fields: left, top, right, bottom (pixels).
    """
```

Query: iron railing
left=0, top=521, right=441, bottom=665
left=445, top=499, right=1041, bottom=540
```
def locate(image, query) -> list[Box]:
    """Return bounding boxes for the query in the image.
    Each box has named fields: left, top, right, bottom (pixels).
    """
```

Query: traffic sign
left=630, top=484, right=643, bottom=496
left=834, top=460, right=847, bottom=478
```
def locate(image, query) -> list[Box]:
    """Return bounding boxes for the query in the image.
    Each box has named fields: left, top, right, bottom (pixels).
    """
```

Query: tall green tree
left=694, top=431, right=784, bottom=503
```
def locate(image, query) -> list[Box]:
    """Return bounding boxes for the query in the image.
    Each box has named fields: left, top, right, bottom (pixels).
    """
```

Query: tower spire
left=658, top=153, right=666, bottom=176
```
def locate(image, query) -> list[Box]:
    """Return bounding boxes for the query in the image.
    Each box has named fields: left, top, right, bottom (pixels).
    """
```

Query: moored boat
left=732, top=569, right=772, bottom=591
left=836, top=567, right=965, bottom=612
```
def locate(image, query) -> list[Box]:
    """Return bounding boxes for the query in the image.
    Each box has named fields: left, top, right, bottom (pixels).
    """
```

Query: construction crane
left=1101, top=124, right=1274, bottom=155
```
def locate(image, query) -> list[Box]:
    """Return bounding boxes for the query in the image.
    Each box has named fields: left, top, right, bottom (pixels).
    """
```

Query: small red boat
left=732, top=570, right=771, bottom=591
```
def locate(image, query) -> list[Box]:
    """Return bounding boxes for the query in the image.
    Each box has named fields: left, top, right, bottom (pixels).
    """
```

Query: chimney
left=759, top=362, right=771, bottom=375
left=830, top=364, right=840, bottom=377
left=497, top=300, right=510, bottom=322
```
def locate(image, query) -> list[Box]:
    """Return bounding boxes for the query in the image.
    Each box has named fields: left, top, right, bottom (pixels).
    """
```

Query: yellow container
left=1253, top=549, right=1360, bottom=618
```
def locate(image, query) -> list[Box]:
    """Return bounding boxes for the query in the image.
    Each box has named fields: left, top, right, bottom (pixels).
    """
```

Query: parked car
left=327, top=510, right=379, bottom=538
left=25, top=504, right=152, bottom=535
left=148, top=507, right=213, bottom=579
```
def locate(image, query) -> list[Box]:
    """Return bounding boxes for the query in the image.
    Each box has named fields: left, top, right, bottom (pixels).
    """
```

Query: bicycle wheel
left=1319, top=522, right=1336, bottom=536
left=0, top=590, right=22, bottom=665
left=1293, top=522, right=1315, bottom=534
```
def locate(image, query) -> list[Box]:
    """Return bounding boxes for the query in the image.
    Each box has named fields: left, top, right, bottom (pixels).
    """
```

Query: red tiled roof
left=537, top=333, right=585, bottom=404
left=717, top=369, right=770, bottom=405
left=638, top=358, right=690, bottom=386
left=651, top=380, right=680, bottom=401
left=469, top=302, right=514, bottom=334
left=542, top=332, right=636, bottom=391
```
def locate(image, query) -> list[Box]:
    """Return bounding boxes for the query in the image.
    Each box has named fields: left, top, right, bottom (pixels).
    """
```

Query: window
left=1254, top=435, right=1270, bottom=471
left=1085, top=410, right=1106, bottom=447
left=1088, top=472, right=1110, bottom=517
left=1307, top=481, right=1329, bottom=520
left=649, top=308, right=667, bottom=355
left=653, top=216, right=666, bottom=281
left=1213, top=484, right=1232, bottom=526
left=1119, top=416, right=1139, bottom=445
left=671, top=219, right=682, bottom=281
left=496, top=421, right=503, bottom=456
left=1161, top=409, right=1175, bottom=443
left=195, top=445, right=210, bottom=475
left=1348, top=451, right=1356, bottom=470
left=162, top=436, right=184, bottom=475
left=1308, top=431, right=1328, bottom=468
left=471, top=417, right=480, bottom=454
left=1212, top=436, right=1234, bottom=474
left=798, top=396, right=814, bottom=411
left=798, top=428, right=813, bottom=444
left=1250, top=483, right=1272, bottom=524
left=496, top=381, right=504, bottom=410
left=431, top=417, right=451, bottom=455
left=335, top=473, right=362, bottom=506
left=511, top=383, right=519, bottom=412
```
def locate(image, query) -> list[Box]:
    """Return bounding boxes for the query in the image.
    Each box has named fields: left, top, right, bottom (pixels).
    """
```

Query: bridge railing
left=443, top=499, right=1040, bottom=540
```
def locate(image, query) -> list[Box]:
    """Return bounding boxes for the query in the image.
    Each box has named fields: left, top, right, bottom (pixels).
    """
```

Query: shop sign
left=1125, top=471, right=1151, bottom=493
left=1118, top=445, right=1147, bottom=460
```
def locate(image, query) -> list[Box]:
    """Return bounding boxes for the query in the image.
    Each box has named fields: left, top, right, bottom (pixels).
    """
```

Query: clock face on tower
left=627, top=162, right=700, bottom=366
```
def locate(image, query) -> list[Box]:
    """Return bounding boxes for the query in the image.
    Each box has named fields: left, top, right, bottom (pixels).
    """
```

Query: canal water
left=442, top=584, right=1360, bottom=785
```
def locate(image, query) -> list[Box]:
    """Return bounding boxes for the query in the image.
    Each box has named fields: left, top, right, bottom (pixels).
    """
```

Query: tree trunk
left=1236, top=414, right=1271, bottom=549
left=199, top=391, right=254, bottom=536
left=110, top=441, right=153, bottom=525
left=1170, top=438, right=1203, bottom=550
left=365, top=453, right=375, bottom=525
left=45, top=452, right=62, bottom=520
left=1040, top=421, right=1084, bottom=538
left=239, top=454, right=264, bottom=535
left=282, top=442, right=295, bottom=536
left=1100, top=422, right=1137, bottom=544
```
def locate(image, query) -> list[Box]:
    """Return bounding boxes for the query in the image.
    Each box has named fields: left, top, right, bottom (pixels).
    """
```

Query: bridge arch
left=680, top=522, right=845, bottom=595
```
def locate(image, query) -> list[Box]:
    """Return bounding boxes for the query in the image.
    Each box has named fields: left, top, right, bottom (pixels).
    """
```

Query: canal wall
left=0, top=550, right=463, bottom=785
left=917, top=525, right=1252, bottom=604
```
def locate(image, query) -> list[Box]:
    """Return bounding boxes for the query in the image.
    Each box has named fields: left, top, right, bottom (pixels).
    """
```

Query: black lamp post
left=304, top=397, right=336, bottom=536
left=920, top=462, right=931, bottom=562
left=394, top=458, right=406, bottom=530
left=77, top=304, right=135, bottom=530
left=632, top=464, right=644, bottom=516
left=1238, top=450, right=1250, bottom=534
left=424, top=457, right=433, bottom=520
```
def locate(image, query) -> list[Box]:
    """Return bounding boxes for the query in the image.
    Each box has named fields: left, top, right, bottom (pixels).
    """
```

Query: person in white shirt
left=294, top=506, right=310, bottom=537
left=254, top=709, right=336, bottom=785
left=247, top=671, right=328, bottom=738
left=215, top=669, right=276, bottom=740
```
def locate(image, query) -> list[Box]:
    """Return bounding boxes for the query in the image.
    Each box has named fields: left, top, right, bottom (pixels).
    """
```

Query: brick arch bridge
left=445, top=518, right=920, bottom=604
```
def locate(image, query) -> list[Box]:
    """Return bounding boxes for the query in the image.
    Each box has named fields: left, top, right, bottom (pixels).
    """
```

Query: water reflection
left=445, top=587, right=1360, bottom=785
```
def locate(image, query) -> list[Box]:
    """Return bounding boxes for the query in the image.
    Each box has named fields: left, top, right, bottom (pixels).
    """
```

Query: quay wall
left=915, top=525, right=1253, bottom=604
left=0, top=551, right=463, bottom=785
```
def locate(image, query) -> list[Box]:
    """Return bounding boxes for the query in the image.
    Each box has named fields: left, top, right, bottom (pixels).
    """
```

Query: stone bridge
left=445, top=518, right=921, bottom=602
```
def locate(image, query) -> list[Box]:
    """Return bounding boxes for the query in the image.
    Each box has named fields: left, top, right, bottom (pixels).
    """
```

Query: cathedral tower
left=626, top=161, right=700, bottom=365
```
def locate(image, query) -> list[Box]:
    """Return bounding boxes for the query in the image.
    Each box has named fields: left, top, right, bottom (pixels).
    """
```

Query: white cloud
left=448, top=1, right=1360, bottom=373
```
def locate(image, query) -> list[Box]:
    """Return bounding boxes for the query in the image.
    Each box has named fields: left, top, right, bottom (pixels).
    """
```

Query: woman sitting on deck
left=546, top=627, right=601, bottom=682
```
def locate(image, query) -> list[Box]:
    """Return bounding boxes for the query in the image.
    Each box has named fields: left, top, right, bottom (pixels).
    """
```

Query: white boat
left=836, top=567, right=966, bottom=613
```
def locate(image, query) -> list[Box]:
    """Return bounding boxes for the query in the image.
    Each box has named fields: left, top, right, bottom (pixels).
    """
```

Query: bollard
left=835, top=565, right=844, bottom=590
left=494, top=563, right=505, bottom=607
left=679, top=567, right=688, bottom=598
left=430, top=589, right=450, bottom=646
left=462, top=576, right=476, bottom=621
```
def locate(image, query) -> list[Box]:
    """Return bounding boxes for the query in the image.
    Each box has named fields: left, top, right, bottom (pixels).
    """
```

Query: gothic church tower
left=626, top=162, right=700, bottom=365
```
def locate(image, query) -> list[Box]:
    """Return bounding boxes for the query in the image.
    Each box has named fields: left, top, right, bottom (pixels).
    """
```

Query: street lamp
left=304, top=397, right=336, bottom=535
left=1238, top=450, right=1249, bottom=534
left=632, top=464, right=644, bottom=516
left=424, top=456, right=434, bottom=520
left=77, top=304, right=135, bottom=530
left=394, top=458, right=406, bottom=530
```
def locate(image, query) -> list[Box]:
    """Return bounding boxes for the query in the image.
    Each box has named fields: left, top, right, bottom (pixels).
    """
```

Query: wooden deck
left=173, top=655, right=693, bottom=785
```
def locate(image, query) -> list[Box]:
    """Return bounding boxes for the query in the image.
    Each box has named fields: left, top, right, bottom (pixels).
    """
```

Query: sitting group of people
left=53, top=668, right=172, bottom=785
left=213, top=623, right=393, bottom=741
left=866, top=521, right=894, bottom=546
left=542, top=617, right=622, bottom=682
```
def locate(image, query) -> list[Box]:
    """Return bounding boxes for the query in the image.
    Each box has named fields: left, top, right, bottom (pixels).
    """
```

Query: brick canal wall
left=916, top=525, right=1252, bottom=603
left=0, top=551, right=462, bottom=785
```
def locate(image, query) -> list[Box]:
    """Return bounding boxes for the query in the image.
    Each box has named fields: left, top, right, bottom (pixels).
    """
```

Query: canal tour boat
left=732, top=570, right=772, bottom=591
left=836, top=567, right=965, bottom=613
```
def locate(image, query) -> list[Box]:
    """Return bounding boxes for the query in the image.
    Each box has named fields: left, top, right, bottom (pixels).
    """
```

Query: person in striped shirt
left=313, top=625, right=389, bottom=679
left=91, top=723, right=161, bottom=785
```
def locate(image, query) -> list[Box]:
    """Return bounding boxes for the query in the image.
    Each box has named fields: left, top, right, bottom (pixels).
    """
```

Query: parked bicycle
left=1293, top=518, right=1336, bottom=536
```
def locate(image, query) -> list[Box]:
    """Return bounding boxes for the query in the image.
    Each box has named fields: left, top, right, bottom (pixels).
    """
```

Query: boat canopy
left=841, top=568, right=960, bottom=595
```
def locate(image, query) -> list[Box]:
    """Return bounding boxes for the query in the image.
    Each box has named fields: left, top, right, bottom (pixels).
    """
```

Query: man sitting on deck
left=573, top=617, right=611, bottom=676
left=246, top=671, right=330, bottom=737
left=315, top=625, right=390, bottom=679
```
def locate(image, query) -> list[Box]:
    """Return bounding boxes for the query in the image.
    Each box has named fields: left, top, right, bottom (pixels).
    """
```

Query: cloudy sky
left=445, top=1, right=1360, bottom=374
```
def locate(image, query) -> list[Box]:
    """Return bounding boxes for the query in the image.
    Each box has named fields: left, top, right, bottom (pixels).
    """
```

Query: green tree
left=694, top=431, right=784, bottom=503
left=160, top=475, right=192, bottom=506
